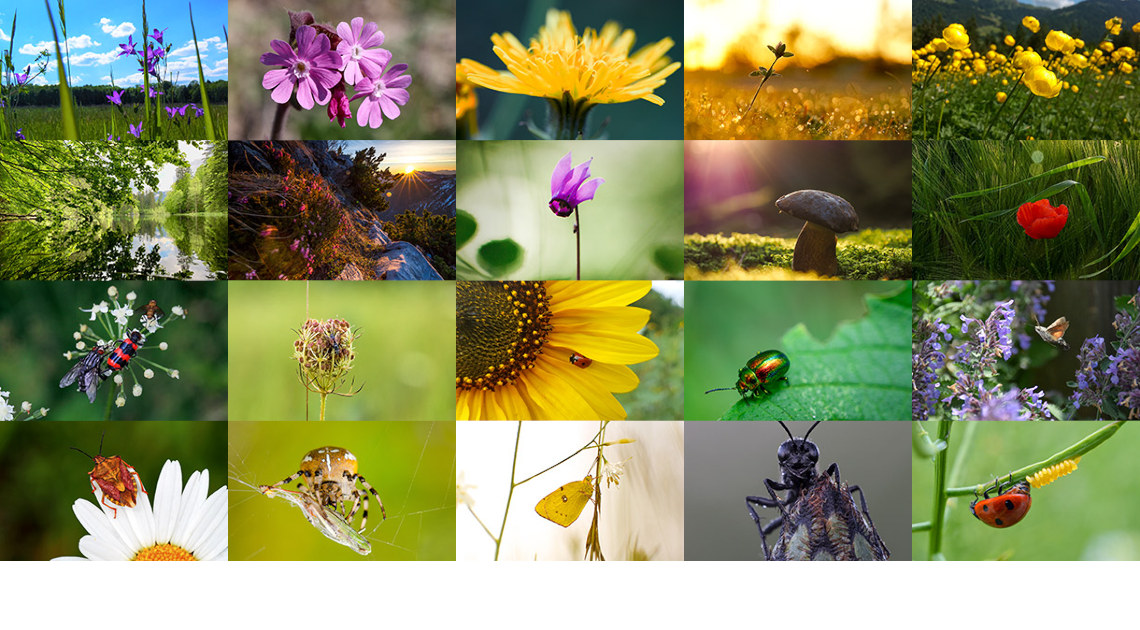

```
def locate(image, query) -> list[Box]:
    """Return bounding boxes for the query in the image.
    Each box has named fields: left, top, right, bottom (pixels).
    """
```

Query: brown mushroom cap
left=775, top=190, right=858, bottom=233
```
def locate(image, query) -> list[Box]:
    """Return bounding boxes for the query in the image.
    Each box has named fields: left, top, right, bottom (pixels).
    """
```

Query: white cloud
left=100, top=18, right=136, bottom=38
left=0, top=28, right=10, bottom=42
left=68, top=50, right=122, bottom=66
left=19, top=34, right=100, bottom=55
left=168, top=37, right=221, bottom=58
left=214, top=41, right=227, bottom=53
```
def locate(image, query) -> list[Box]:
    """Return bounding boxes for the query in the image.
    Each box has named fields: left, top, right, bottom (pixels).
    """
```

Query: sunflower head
left=456, top=281, right=659, bottom=420
left=458, top=9, right=681, bottom=107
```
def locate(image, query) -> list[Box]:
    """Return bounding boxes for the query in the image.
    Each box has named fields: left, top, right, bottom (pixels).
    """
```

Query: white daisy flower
left=111, top=305, right=132, bottom=327
left=54, top=460, right=227, bottom=561
left=81, top=301, right=109, bottom=321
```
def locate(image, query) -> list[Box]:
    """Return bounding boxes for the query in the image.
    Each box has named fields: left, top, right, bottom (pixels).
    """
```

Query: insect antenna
left=704, top=387, right=735, bottom=394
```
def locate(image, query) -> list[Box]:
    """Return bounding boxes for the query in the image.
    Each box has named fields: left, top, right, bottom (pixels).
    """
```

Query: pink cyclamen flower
left=548, top=152, right=604, bottom=217
left=327, top=85, right=353, bottom=127
left=351, top=63, right=411, bottom=128
left=260, top=25, right=343, bottom=109
left=336, top=17, right=392, bottom=86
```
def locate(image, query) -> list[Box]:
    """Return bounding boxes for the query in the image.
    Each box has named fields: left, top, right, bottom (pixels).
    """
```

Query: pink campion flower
left=327, top=85, right=353, bottom=127
left=548, top=152, right=604, bottom=217
left=336, top=17, right=392, bottom=85
left=351, top=63, right=411, bottom=128
left=260, top=25, right=343, bottom=109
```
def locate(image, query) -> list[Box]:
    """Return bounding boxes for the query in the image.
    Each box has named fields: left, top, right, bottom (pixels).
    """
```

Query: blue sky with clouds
left=0, top=1, right=227, bottom=87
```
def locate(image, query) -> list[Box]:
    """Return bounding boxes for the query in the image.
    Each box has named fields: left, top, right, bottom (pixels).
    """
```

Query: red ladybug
left=970, top=475, right=1032, bottom=528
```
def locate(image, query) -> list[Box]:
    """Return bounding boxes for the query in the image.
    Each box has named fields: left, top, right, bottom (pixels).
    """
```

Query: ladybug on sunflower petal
left=970, top=474, right=1032, bottom=528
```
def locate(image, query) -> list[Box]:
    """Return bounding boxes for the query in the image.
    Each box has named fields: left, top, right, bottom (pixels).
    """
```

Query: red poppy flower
left=1017, top=199, right=1068, bottom=239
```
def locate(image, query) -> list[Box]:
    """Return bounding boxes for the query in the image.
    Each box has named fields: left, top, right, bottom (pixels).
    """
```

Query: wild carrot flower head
left=1017, top=199, right=1068, bottom=239
left=335, top=17, right=392, bottom=86
left=549, top=152, right=604, bottom=218
left=459, top=9, right=681, bottom=107
left=261, top=25, right=344, bottom=109
left=351, top=63, right=412, bottom=128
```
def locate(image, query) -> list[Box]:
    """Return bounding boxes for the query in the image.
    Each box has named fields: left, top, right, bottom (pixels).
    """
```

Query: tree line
left=8, top=81, right=228, bottom=108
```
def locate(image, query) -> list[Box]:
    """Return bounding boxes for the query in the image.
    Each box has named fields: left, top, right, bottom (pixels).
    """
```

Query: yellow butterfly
left=535, top=476, right=595, bottom=527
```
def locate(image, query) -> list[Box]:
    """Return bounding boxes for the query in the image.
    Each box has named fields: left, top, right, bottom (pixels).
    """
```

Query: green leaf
left=652, top=244, right=684, bottom=276
left=476, top=238, right=524, bottom=277
left=189, top=2, right=216, bottom=142
left=750, top=70, right=764, bottom=77
left=783, top=52, right=795, bottom=57
left=946, top=155, right=1105, bottom=200
left=716, top=294, right=911, bottom=420
left=767, top=45, right=776, bottom=53
left=456, top=209, right=477, bottom=249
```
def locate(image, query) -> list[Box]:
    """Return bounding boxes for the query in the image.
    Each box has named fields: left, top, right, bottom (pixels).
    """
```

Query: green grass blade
left=959, top=180, right=1079, bottom=224
left=189, top=2, right=215, bottom=141
left=43, top=0, right=77, bottom=139
left=946, top=155, right=1106, bottom=200
left=142, top=0, right=151, bottom=140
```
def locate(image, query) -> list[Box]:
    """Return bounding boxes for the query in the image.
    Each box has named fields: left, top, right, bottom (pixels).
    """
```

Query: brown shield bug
left=71, top=434, right=148, bottom=519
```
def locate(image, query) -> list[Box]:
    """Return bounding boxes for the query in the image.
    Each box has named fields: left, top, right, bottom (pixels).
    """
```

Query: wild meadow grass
left=684, top=71, right=911, bottom=140
left=913, top=140, right=1140, bottom=280
left=9, top=105, right=227, bottom=140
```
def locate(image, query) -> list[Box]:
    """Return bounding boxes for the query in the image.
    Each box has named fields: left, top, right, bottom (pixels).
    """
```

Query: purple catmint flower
left=260, top=25, right=343, bottom=109
left=128, top=121, right=143, bottom=138
left=106, top=89, right=125, bottom=106
left=351, top=63, right=411, bottom=128
left=327, top=85, right=353, bottom=128
left=336, top=17, right=392, bottom=85
left=548, top=152, right=604, bottom=217
left=913, top=318, right=950, bottom=421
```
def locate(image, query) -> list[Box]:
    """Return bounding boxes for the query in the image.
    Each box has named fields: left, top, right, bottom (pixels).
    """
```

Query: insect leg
left=270, top=470, right=305, bottom=491
left=356, top=473, right=385, bottom=521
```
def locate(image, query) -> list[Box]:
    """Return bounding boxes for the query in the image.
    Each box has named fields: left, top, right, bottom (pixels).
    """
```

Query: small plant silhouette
left=742, top=41, right=794, bottom=117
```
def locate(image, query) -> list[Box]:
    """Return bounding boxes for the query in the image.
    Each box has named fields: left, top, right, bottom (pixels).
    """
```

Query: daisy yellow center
left=456, top=281, right=553, bottom=391
left=132, top=543, right=198, bottom=561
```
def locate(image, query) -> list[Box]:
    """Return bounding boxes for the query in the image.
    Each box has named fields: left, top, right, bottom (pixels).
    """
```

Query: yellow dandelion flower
left=996, top=91, right=1007, bottom=103
left=458, top=9, right=681, bottom=108
left=1023, top=16, right=1040, bottom=34
left=931, top=38, right=949, bottom=52
left=1122, top=62, right=1134, bottom=74
left=1074, top=38, right=1085, bottom=50
left=1071, top=84, right=1079, bottom=93
left=1068, top=53, right=1090, bottom=69
left=1133, top=22, right=1140, bottom=34
left=943, top=24, right=970, bottom=50
left=1106, top=17, right=1123, bottom=36
left=1004, top=35, right=1016, bottom=47
left=1023, top=64, right=1063, bottom=98
left=456, top=281, right=660, bottom=421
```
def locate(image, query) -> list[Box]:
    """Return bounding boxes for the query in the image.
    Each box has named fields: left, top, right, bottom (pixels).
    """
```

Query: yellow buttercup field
left=534, top=476, right=595, bottom=527
left=913, top=16, right=1139, bottom=139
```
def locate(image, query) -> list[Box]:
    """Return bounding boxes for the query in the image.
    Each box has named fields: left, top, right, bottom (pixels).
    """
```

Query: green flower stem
left=912, top=521, right=931, bottom=532
left=546, top=93, right=595, bottom=140
left=945, top=421, right=1123, bottom=496
left=742, top=57, right=780, bottom=117
left=1045, top=238, right=1051, bottom=278
left=1004, top=92, right=1035, bottom=140
left=494, top=421, right=523, bottom=561
left=319, top=392, right=327, bottom=421
left=926, top=417, right=953, bottom=560
left=982, top=71, right=1024, bottom=138
left=1083, top=70, right=1121, bottom=137
left=574, top=205, right=581, bottom=281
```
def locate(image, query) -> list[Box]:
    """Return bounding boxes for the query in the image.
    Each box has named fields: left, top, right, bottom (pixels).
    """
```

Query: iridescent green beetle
left=705, top=349, right=790, bottom=398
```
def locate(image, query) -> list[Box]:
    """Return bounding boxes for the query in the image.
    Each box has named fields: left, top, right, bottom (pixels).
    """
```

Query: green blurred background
left=229, top=0, right=455, bottom=140
left=912, top=422, right=1140, bottom=561
left=0, top=421, right=226, bottom=560
left=0, top=281, right=227, bottom=420
left=457, top=0, right=683, bottom=139
left=685, top=280, right=907, bottom=419
left=227, top=281, right=454, bottom=421
left=685, top=421, right=911, bottom=560
left=619, top=283, right=684, bottom=420
left=229, top=421, right=455, bottom=560
left=458, top=141, right=684, bottom=280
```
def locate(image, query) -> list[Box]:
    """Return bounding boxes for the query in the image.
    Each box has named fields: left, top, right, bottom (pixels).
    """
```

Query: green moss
left=685, top=230, right=912, bottom=280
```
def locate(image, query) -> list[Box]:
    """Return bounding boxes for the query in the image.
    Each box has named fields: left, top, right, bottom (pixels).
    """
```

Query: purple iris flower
left=164, top=105, right=177, bottom=119
left=189, top=104, right=204, bottom=118
left=139, top=85, right=164, bottom=98
left=15, top=128, right=25, bottom=140
left=151, top=28, right=167, bottom=45
left=106, top=89, right=125, bottom=106
left=118, top=35, right=138, bottom=58
left=107, top=134, right=121, bottom=141
left=548, top=152, right=604, bottom=217
left=128, top=121, right=143, bottom=138
left=14, top=67, right=30, bottom=85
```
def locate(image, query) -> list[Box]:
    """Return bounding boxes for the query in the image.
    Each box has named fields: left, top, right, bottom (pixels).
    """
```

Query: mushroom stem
left=792, top=221, right=839, bottom=276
